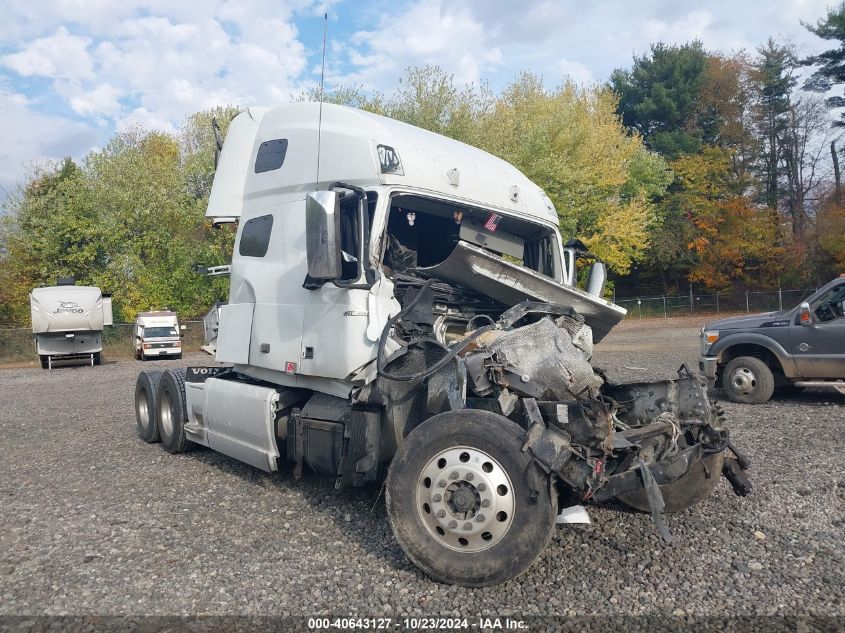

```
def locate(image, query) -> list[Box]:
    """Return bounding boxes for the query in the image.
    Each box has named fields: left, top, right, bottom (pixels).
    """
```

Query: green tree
left=804, top=2, right=845, bottom=124
left=610, top=41, right=709, bottom=158
left=0, top=108, right=236, bottom=326
left=753, top=40, right=798, bottom=209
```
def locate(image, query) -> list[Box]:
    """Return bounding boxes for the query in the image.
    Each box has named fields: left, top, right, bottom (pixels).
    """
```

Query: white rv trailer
left=30, top=279, right=113, bottom=369
left=134, top=103, right=750, bottom=586
left=134, top=311, right=184, bottom=360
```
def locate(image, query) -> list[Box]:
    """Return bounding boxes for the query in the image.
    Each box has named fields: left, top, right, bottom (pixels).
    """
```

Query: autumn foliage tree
left=671, top=147, right=783, bottom=289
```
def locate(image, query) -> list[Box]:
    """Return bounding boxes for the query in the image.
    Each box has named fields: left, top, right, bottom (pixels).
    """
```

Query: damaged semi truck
left=134, top=104, right=751, bottom=586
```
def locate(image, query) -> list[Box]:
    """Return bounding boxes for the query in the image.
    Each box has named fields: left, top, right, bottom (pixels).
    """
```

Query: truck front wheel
left=722, top=356, right=774, bottom=404
left=386, top=410, right=557, bottom=587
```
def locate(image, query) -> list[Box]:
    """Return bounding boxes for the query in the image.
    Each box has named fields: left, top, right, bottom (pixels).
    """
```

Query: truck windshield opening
left=383, top=194, right=559, bottom=280
left=144, top=327, right=178, bottom=338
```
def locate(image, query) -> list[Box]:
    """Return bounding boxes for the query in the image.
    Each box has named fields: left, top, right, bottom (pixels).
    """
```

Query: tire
left=40, top=355, right=49, bottom=370
left=722, top=356, right=775, bottom=404
left=135, top=370, right=162, bottom=443
left=616, top=450, right=726, bottom=513
left=386, top=409, right=557, bottom=587
left=175, top=353, right=182, bottom=360
left=157, top=368, right=192, bottom=453
left=93, top=352, right=102, bottom=366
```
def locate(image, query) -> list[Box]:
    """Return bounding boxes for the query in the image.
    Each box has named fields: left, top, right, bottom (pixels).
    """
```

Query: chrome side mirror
left=799, top=302, right=813, bottom=325
left=305, top=191, right=342, bottom=280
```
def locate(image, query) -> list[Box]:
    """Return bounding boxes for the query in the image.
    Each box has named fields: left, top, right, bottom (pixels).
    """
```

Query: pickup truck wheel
left=157, top=369, right=192, bottom=453
left=723, top=356, right=774, bottom=404
left=616, top=450, right=726, bottom=513
left=386, top=409, right=557, bottom=587
left=39, top=355, right=49, bottom=370
left=135, top=370, right=162, bottom=443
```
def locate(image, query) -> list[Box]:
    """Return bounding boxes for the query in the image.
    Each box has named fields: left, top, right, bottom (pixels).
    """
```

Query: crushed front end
left=457, top=301, right=752, bottom=539
left=375, top=287, right=752, bottom=540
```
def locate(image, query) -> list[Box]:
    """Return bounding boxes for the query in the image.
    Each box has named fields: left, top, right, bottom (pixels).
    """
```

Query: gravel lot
left=0, top=318, right=843, bottom=625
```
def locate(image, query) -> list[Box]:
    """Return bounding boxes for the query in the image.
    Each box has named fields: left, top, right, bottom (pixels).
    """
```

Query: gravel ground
left=0, top=322, right=843, bottom=625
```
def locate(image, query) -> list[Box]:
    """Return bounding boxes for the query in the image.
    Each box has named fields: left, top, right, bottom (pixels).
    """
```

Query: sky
left=0, top=0, right=840, bottom=197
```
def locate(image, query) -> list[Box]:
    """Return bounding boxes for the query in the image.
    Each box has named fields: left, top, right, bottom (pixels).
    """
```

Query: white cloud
left=0, top=86, right=100, bottom=195
left=336, top=0, right=503, bottom=89
left=558, top=60, right=594, bottom=85
left=0, top=0, right=840, bottom=198
left=642, top=10, right=714, bottom=45
left=2, top=26, right=94, bottom=81
left=0, top=0, right=325, bottom=199
left=67, top=82, right=123, bottom=117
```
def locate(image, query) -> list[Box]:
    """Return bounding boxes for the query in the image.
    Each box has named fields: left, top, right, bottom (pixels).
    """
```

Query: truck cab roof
left=206, top=103, right=558, bottom=227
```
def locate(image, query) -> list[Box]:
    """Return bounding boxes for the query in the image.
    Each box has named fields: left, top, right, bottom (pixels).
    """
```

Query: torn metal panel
left=466, top=317, right=604, bottom=401
left=603, top=365, right=713, bottom=425
left=418, top=240, right=627, bottom=342
left=520, top=398, right=572, bottom=473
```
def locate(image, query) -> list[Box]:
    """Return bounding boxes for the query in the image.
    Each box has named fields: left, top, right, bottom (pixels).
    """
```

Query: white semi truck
left=30, top=279, right=113, bottom=369
left=134, top=104, right=751, bottom=586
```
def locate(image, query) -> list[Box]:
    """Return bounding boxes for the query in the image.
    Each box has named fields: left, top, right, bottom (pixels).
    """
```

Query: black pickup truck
left=699, top=276, right=845, bottom=404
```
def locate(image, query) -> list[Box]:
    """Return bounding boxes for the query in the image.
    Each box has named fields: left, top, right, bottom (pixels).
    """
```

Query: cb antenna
left=316, top=12, right=328, bottom=184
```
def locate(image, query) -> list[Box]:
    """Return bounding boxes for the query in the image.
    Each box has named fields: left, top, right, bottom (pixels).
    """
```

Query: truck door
left=300, top=191, right=389, bottom=380
left=216, top=201, right=308, bottom=369
left=790, top=280, right=845, bottom=378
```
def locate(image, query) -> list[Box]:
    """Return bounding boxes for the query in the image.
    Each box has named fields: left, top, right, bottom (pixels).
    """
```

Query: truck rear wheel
left=723, top=356, right=774, bottom=404
left=39, top=355, right=49, bottom=370
left=135, top=370, right=162, bottom=443
left=386, top=410, right=557, bottom=587
left=157, top=369, right=192, bottom=453
left=616, top=450, right=725, bottom=513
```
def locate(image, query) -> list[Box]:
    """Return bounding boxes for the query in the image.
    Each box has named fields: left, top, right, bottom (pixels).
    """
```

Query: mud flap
left=638, top=457, right=672, bottom=543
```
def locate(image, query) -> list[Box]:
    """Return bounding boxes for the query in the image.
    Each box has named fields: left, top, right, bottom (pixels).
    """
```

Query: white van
left=134, top=311, right=184, bottom=360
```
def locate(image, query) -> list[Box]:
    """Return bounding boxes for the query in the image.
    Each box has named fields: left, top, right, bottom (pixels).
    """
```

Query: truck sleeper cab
left=134, top=103, right=750, bottom=587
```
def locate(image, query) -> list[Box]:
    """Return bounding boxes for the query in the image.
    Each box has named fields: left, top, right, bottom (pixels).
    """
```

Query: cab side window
left=813, top=283, right=845, bottom=322
left=239, top=214, right=273, bottom=257
left=254, top=139, right=288, bottom=173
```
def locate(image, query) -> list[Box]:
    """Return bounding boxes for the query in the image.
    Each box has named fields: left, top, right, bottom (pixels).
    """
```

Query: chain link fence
left=614, top=288, right=818, bottom=319
left=0, top=320, right=207, bottom=364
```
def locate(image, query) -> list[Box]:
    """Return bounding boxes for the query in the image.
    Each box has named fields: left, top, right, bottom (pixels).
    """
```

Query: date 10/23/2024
left=307, top=617, right=528, bottom=631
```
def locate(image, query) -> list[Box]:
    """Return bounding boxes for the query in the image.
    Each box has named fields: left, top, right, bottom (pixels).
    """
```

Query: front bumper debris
left=699, top=355, right=718, bottom=380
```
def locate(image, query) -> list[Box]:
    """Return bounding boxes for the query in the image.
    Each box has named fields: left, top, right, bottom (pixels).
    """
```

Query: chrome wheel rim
left=731, top=366, right=758, bottom=395
left=159, top=389, right=173, bottom=436
left=136, top=390, right=150, bottom=429
left=416, top=446, right=515, bottom=553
